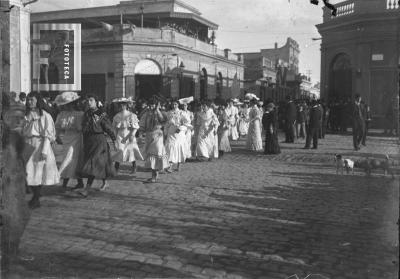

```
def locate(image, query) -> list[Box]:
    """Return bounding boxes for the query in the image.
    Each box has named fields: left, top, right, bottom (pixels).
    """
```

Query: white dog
left=334, top=154, right=354, bottom=175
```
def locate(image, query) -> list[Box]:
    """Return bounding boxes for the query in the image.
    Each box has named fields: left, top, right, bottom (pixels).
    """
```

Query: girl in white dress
left=165, top=101, right=189, bottom=172
left=22, top=93, right=60, bottom=209
left=139, top=100, right=169, bottom=182
left=238, top=102, right=250, bottom=137
left=180, top=102, right=194, bottom=159
left=112, top=98, right=143, bottom=174
left=54, top=92, right=84, bottom=189
left=196, top=101, right=220, bottom=161
left=246, top=99, right=263, bottom=151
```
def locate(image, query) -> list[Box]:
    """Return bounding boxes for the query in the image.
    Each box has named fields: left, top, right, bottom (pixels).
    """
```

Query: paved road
left=10, top=133, right=399, bottom=279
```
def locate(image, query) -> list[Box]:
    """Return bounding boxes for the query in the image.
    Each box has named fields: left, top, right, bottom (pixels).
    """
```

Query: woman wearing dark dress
left=75, top=95, right=117, bottom=197
left=262, top=103, right=281, bottom=155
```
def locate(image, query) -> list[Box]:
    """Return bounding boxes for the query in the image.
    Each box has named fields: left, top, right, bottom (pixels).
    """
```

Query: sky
left=30, top=0, right=330, bottom=84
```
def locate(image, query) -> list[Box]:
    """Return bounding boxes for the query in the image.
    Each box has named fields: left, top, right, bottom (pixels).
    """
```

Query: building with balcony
left=316, top=0, right=399, bottom=121
left=31, top=0, right=244, bottom=102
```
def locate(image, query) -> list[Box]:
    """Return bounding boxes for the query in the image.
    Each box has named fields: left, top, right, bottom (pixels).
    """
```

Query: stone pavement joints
left=9, top=133, right=400, bottom=279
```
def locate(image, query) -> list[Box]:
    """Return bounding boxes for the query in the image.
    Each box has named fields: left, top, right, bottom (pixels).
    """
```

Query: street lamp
left=178, top=61, right=185, bottom=98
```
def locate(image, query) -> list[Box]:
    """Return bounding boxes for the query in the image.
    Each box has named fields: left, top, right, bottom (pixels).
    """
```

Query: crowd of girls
left=3, top=91, right=282, bottom=208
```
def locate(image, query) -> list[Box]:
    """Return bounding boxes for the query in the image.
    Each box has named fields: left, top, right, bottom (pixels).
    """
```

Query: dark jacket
left=309, top=105, right=322, bottom=129
left=352, top=102, right=364, bottom=123
left=285, top=101, right=297, bottom=122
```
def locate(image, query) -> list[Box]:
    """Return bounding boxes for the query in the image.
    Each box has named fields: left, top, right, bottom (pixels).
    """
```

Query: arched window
left=200, top=68, right=208, bottom=100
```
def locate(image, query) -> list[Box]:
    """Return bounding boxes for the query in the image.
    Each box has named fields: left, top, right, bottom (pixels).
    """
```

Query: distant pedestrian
left=284, top=95, right=297, bottom=143
left=246, top=99, right=263, bottom=151
left=351, top=94, right=365, bottom=151
left=361, top=103, right=371, bottom=146
left=262, top=102, right=280, bottom=154
left=304, top=99, right=322, bottom=149
left=296, top=104, right=306, bottom=139
left=217, top=104, right=231, bottom=157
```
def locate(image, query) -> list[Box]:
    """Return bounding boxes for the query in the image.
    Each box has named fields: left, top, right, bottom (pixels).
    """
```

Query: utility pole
left=140, top=3, right=144, bottom=28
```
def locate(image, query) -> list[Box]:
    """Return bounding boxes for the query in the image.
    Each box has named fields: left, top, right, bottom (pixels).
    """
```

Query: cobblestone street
left=11, top=133, right=399, bottom=279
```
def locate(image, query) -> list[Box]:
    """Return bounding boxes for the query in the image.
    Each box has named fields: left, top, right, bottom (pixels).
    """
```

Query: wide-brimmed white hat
left=245, top=93, right=259, bottom=101
left=178, top=96, right=194, bottom=105
left=54, top=91, right=80, bottom=106
left=112, top=97, right=130, bottom=103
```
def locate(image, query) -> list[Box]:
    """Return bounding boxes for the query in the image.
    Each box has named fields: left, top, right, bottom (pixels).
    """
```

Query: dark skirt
left=79, top=133, right=115, bottom=179
left=264, top=132, right=281, bottom=154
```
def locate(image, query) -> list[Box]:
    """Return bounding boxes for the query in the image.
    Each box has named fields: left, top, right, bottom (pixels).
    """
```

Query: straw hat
left=54, top=91, right=80, bottom=106
left=178, top=96, right=194, bottom=105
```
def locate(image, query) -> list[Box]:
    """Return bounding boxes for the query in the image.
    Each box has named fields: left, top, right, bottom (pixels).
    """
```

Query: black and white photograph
left=0, top=0, right=399, bottom=278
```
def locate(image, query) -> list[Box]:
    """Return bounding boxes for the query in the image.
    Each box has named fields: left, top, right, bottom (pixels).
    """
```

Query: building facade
left=317, top=0, right=400, bottom=119
left=31, top=0, right=244, bottom=102
left=238, top=37, right=304, bottom=101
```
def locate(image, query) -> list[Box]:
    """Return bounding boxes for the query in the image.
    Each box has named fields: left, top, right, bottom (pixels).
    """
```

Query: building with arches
left=31, top=0, right=244, bottom=102
left=317, top=0, right=399, bottom=122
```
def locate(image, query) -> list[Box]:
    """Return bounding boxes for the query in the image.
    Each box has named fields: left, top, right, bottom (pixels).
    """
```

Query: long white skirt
left=24, top=137, right=60, bottom=186
left=196, top=132, right=214, bottom=159
left=54, top=131, right=83, bottom=179
left=113, top=135, right=144, bottom=163
left=165, top=131, right=187, bottom=164
left=184, top=130, right=193, bottom=158
left=144, top=130, right=169, bottom=170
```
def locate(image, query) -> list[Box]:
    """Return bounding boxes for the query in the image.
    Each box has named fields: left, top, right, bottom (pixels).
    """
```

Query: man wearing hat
left=304, top=99, right=322, bottom=149
left=111, top=97, right=143, bottom=174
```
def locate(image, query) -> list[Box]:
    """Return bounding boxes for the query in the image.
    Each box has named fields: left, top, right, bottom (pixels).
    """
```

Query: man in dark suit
left=284, top=95, right=297, bottom=143
left=304, top=99, right=322, bottom=149
left=352, top=94, right=365, bottom=151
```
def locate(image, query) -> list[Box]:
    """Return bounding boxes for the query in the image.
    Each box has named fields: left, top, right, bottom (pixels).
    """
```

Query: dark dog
left=354, top=155, right=395, bottom=178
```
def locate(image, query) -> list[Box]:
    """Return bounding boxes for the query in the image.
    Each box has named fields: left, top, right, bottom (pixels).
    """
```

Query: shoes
left=75, top=189, right=89, bottom=197
left=28, top=199, right=40, bottom=209
left=147, top=178, right=156, bottom=183
left=100, top=182, right=108, bottom=191
left=71, top=183, right=84, bottom=191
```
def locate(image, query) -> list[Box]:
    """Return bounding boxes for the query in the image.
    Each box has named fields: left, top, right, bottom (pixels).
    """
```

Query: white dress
left=246, top=106, right=263, bottom=151
left=165, top=109, right=189, bottom=164
left=23, top=110, right=60, bottom=186
left=225, top=105, right=239, bottom=140
left=54, top=110, right=84, bottom=179
left=238, top=107, right=250, bottom=136
left=139, top=110, right=169, bottom=170
left=196, top=108, right=220, bottom=159
left=113, top=111, right=144, bottom=163
left=181, top=110, right=194, bottom=158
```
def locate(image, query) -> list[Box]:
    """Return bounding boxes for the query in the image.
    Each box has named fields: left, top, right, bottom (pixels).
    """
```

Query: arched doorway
left=135, top=59, right=162, bottom=100
left=200, top=68, right=208, bottom=100
left=329, top=53, right=352, bottom=102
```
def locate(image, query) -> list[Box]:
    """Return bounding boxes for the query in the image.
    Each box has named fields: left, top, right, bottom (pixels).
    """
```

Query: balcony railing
left=81, top=26, right=241, bottom=62
left=323, top=0, right=399, bottom=22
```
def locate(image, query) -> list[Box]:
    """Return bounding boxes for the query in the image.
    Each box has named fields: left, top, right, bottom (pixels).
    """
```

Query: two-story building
left=31, top=0, right=244, bottom=102
left=317, top=0, right=399, bottom=123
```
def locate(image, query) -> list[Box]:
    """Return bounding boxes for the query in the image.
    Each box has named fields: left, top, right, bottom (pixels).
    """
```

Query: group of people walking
left=5, top=89, right=383, bottom=210
left=11, top=91, right=285, bottom=209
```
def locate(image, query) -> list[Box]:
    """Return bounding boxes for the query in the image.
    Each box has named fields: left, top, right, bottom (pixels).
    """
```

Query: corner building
left=31, top=0, right=244, bottom=102
left=317, top=0, right=399, bottom=122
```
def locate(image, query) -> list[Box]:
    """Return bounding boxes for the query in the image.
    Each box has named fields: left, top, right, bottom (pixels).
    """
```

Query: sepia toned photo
left=0, top=0, right=399, bottom=278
